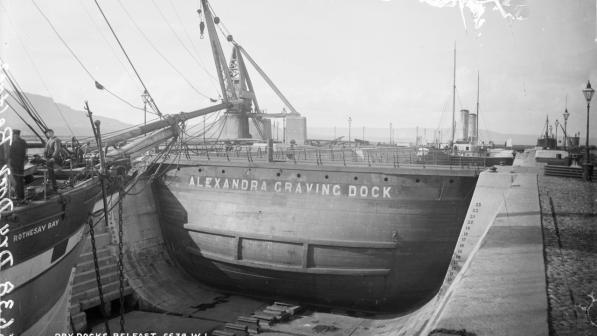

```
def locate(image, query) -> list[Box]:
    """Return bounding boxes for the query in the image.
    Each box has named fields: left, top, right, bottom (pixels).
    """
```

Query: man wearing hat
left=9, top=129, right=27, bottom=200
left=44, top=129, right=61, bottom=190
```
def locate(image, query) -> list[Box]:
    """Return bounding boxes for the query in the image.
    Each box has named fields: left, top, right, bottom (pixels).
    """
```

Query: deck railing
left=158, top=144, right=489, bottom=171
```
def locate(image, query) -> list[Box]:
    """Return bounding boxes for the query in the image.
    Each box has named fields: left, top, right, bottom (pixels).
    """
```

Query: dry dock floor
left=91, top=152, right=597, bottom=335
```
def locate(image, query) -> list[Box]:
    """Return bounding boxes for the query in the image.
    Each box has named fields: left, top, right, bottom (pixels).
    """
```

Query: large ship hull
left=153, top=160, right=479, bottom=311
left=0, top=178, right=100, bottom=335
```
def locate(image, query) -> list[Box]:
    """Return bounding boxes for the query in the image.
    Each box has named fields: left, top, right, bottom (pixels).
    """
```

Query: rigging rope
left=181, top=110, right=226, bottom=141
left=165, top=0, right=220, bottom=88
left=0, top=64, right=49, bottom=131
left=150, top=0, right=219, bottom=89
left=92, top=0, right=163, bottom=117
left=78, top=0, right=138, bottom=85
left=115, top=0, right=217, bottom=101
left=3, top=88, right=47, bottom=134
left=29, top=1, right=146, bottom=119
left=94, top=81, right=147, bottom=112
left=207, top=2, right=232, bottom=39
left=31, top=0, right=95, bottom=82
left=5, top=102, right=46, bottom=142
left=0, top=7, right=79, bottom=137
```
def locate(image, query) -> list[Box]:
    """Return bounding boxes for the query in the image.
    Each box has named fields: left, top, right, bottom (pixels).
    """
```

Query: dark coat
left=9, top=136, right=27, bottom=173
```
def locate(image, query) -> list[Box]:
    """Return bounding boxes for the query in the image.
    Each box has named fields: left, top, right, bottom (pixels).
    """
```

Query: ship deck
left=149, top=146, right=483, bottom=177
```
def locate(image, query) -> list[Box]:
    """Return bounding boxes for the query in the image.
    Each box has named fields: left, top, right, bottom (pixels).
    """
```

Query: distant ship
left=449, top=65, right=513, bottom=167
left=137, top=0, right=481, bottom=311
left=536, top=115, right=558, bottom=149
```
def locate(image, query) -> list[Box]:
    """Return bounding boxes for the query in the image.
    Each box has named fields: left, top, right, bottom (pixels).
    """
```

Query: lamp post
left=582, top=80, right=595, bottom=181
left=348, top=116, right=352, bottom=148
left=555, top=119, right=559, bottom=150
left=389, top=122, right=392, bottom=145
left=141, top=90, right=150, bottom=135
left=563, top=108, right=570, bottom=150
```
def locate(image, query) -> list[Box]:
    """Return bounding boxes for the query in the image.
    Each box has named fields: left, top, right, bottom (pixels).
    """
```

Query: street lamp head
left=583, top=80, right=595, bottom=103
left=563, top=108, right=569, bottom=121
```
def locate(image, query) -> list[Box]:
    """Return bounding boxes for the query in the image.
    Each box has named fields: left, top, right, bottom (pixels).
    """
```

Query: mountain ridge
left=4, top=92, right=133, bottom=139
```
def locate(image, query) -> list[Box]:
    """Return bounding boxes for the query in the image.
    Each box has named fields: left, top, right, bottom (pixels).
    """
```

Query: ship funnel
left=468, top=113, right=477, bottom=144
left=458, top=109, right=469, bottom=141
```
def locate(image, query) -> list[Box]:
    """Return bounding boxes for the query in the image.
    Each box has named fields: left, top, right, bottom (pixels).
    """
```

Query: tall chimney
left=468, top=113, right=477, bottom=144
left=459, top=109, right=469, bottom=141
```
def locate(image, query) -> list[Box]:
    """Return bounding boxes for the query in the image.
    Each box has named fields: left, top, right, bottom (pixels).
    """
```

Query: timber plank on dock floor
left=91, top=311, right=221, bottom=334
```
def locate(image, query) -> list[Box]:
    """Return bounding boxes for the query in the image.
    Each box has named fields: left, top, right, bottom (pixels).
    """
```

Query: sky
left=1, top=0, right=596, bottom=138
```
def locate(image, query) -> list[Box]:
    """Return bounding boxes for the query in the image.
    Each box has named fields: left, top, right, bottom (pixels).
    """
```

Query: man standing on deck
left=44, top=129, right=61, bottom=190
left=9, top=130, right=27, bottom=200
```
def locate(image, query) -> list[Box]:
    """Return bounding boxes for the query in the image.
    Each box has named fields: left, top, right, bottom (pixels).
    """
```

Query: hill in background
left=5, top=92, right=132, bottom=139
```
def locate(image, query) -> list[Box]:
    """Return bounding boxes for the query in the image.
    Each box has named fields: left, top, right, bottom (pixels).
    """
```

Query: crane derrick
left=199, top=0, right=300, bottom=141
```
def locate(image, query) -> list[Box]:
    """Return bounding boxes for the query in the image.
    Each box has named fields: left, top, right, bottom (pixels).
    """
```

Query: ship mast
left=475, top=71, right=479, bottom=146
left=451, top=43, right=456, bottom=151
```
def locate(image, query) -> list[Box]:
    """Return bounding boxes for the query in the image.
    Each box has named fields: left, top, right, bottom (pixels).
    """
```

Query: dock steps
left=544, top=165, right=597, bottom=179
left=70, top=223, right=133, bottom=332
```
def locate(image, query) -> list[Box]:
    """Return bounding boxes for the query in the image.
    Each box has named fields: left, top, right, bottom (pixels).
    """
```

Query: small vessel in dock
left=0, top=70, right=211, bottom=334
left=0, top=72, right=105, bottom=334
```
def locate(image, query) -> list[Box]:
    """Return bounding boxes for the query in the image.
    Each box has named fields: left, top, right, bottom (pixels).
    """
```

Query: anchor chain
left=117, top=180, right=125, bottom=332
left=85, top=102, right=112, bottom=334
left=87, top=215, right=111, bottom=334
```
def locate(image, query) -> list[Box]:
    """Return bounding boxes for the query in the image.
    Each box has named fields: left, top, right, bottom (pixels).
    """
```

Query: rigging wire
left=165, top=0, right=220, bottom=87
left=92, top=0, right=163, bottom=117
left=149, top=0, right=217, bottom=84
left=436, top=96, right=450, bottom=138
left=183, top=112, right=223, bottom=139
left=2, top=77, right=45, bottom=128
left=31, top=0, right=96, bottom=82
left=165, top=0, right=202, bottom=55
left=5, top=102, right=46, bottom=142
left=3, top=5, right=77, bottom=136
left=29, top=0, right=146, bottom=120
left=76, top=116, right=162, bottom=145
left=207, top=2, right=232, bottom=38
left=115, top=0, right=216, bottom=101
left=93, top=81, right=147, bottom=112
left=0, top=65, right=55, bottom=137
left=3, top=89, right=46, bottom=132
left=77, top=0, right=138, bottom=85
left=455, top=87, right=464, bottom=111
